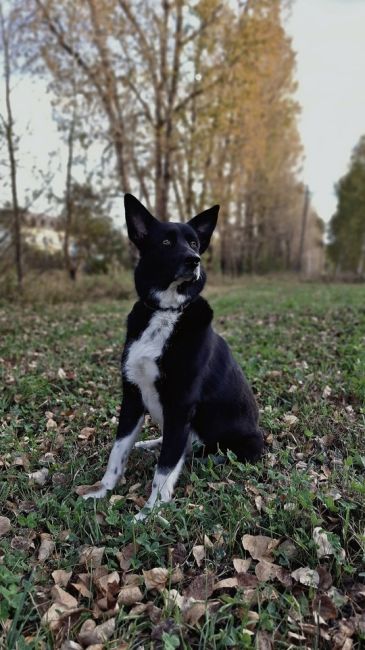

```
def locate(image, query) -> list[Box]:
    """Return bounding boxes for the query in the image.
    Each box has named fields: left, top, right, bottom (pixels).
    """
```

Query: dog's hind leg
left=134, top=411, right=190, bottom=521
left=82, top=382, right=145, bottom=500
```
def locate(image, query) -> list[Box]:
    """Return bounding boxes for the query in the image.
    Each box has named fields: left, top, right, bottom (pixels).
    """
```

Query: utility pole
left=296, top=185, right=310, bottom=273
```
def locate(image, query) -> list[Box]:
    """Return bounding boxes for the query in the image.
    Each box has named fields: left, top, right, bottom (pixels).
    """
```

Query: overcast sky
left=2, top=0, right=365, bottom=225
left=287, top=0, right=365, bottom=222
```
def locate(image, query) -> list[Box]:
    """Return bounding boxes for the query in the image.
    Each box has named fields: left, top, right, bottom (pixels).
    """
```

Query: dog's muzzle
left=175, top=256, right=201, bottom=281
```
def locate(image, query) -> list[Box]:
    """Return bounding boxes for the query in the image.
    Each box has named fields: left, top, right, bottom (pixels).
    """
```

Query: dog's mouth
left=174, top=264, right=201, bottom=283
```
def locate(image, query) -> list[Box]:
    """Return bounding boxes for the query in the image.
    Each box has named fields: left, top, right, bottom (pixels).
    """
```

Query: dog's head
left=124, top=194, right=219, bottom=308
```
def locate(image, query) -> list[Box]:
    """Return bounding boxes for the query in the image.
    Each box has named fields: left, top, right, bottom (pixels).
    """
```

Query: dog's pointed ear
left=124, top=194, right=157, bottom=249
left=188, top=205, right=220, bottom=254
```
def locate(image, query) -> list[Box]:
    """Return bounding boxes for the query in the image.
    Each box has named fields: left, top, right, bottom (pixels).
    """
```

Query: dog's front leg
left=134, top=410, right=191, bottom=521
left=83, top=382, right=145, bottom=500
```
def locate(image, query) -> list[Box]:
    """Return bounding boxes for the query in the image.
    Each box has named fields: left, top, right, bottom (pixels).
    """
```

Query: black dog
left=84, top=194, right=263, bottom=519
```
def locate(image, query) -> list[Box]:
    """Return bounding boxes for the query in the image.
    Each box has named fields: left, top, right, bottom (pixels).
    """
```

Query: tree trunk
left=64, top=115, right=75, bottom=280
left=1, top=3, right=23, bottom=288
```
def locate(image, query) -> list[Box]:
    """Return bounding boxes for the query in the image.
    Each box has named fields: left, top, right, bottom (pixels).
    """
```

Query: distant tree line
left=328, top=135, right=365, bottom=277
left=1, top=0, right=325, bottom=288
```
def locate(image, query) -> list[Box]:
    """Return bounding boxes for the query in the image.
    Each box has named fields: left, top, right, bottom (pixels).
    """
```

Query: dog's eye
left=190, top=241, right=198, bottom=250
left=162, top=239, right=171, bottom=246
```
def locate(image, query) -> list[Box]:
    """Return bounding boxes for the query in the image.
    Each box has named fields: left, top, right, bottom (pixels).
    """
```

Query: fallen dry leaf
left=60, top=641, right=83, bottom=650
left=312, top=594, right=337, bottom=621
left=118, top=585, right=143, bottom=606
left=95, top=571, right=120, bottom=596
left=143, top=568, right=168, bottom=592
left=233, top=558, right=251, bottom=573
left=46, top=418, right=58, bottom=431
left=28, top=468, right=49, bottom=486
left=74, top=482, right=104, bottom=497
left=203, top=534, right=214, bottom=549
left=78, top=427, right=95, bottom=440
left=52, top=570, right=72, bottom=587
left=0, top=516, right=11, bottom=536
left=322, top=385, right=332, bottom=398
left=242, top=534, right=280, bottom=562
left=79, top=545, right=105, bottom=568
left=214, top=577, right=238, bottom=590
left=291, top=567, right=320, bottom=587
left=41, top=603, right=72, bottom=630
left=256, top=629, right=273, bottom=649
left=116, top=542, right=138, bottom=571
left=192, top=545, right=205, bottom=567
left=184, top=573, right=215, bottom=600
left=183, top=602, right=207, bottom=625
left=38, top=533, right=55, bottom=562
left=78, top=617, right=115, bottom=645
left=255, top=560, right=292, bottom=587
left=283, top=413, right=299, bottom=427
left=313, top=527, right=344, bottom=559
left=51, top=586, right=78, bottom=609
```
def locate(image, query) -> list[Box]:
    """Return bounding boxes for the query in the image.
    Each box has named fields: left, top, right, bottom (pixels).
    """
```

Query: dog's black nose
left=184, top=255, right=200, bottom=269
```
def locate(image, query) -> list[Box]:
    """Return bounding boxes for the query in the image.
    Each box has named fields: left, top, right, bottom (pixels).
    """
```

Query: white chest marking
left=125, top=309, right=180, bottom=427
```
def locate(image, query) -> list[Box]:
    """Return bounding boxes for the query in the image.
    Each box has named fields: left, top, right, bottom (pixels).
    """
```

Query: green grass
left=0, top=279, right=364, bottom=649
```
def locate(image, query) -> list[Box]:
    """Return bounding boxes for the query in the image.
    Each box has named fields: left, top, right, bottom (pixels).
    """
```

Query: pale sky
left=287, top=0, right=365, bottom=222
left=1, top=0, right=365, bottom=224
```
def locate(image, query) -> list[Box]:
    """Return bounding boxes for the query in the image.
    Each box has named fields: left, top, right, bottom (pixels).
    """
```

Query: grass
left=0, top=278, right=364, bottom=649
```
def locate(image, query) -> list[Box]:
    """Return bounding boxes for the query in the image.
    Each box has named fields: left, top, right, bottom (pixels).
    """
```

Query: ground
left=0, top=279, right=364, bottom=650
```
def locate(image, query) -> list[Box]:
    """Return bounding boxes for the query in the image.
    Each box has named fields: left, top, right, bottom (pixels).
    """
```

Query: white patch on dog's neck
left=154, top=280, right=187, bottom=309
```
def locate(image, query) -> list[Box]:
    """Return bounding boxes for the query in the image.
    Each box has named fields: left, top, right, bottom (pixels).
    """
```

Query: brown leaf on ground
left=171, top=566, right=184, bottom=584
left=313, top=527, right=344, bottom=559
left=46, top=417, right=58, bottom=430
left=124, top=573, right=143, bottom=586
left=11, top=536, right=35, bottom=552
left=168, top=542, right=187, bottom=567
left=283, top=414, right=299, bottom=427
left=52, top=570, right=72, bottom=587
left=233, top=558, right=251, bottom=574
left=38, top=533, right=55, bottom=562
left=312, top=594, right=337, bottom=621
left=79, top=545, right=105, bottom=568
left=255, top=560, right=292, bottom=587
left=116, top=542, right=138, bottom=571
left=74, top=483, right=103, bottom=497
left=51, top=586, right=78, bottom=609
left=0, top=516, right=11, bottom=536
left=214, top=577, right=238, bottom=590
left=118, top=585, right=143, bottom=606
left=192, top=545, right=205, bottom=567
left=256, top=630, right=273, bottom=649
left=78, top=619, right=96, bottom=645
left=41, top=604, right=79, bottom=631
left=143, top=568, right=169, bottom=592
left=60, top=641, right=83, bottom=650
left=277, top=539, right=298, bottom=560
left=203, top=534, right=214, bottom=549
left=237, top=573, right=259, bottom=588
left=78, top=427, right=95, bottom=440
left=95, top=571, right=120, bottom=597
left=28, top=468, right=49, bottom=486
left=183, top=573, right=215, bottom=600
left=291, top=567, right=320, bottom=587
left=183, top=601, right=220, bottom=625
left=317, top=566, right=333, bottom=590
left=72, top=575, right=92, bottom=598
left=79, top=617, right=116, bottom=645
left=242, top=535, right=280, bottom=562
